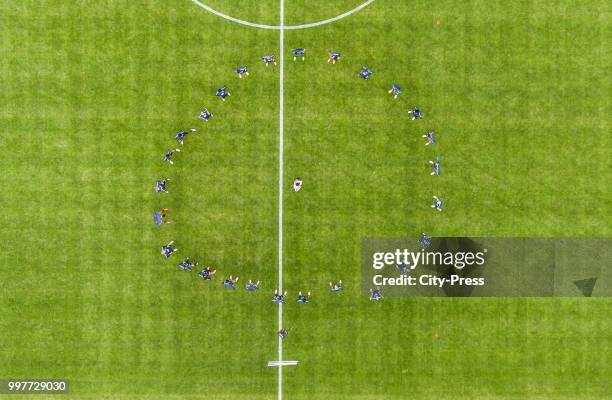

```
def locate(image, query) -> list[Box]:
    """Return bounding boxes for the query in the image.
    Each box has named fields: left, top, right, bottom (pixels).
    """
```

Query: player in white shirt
left=293, top=177, right=302, bottom=192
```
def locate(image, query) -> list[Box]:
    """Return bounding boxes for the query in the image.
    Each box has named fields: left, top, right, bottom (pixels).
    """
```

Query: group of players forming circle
left=154, top=48, right=443, bottom=334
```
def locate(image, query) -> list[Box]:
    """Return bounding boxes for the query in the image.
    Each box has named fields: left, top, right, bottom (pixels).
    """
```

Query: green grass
left=0, top=0, right=610, bottom=399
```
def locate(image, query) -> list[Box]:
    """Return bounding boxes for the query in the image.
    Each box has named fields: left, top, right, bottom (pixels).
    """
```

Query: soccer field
left=0, top=0, right=610, bottom=399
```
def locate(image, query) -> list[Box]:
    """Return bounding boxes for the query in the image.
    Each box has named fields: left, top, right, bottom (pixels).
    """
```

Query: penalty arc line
left=189, top=0, right=376, bottom=30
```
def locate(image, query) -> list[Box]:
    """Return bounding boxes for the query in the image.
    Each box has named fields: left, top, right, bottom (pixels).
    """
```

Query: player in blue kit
left=262, top=55, right=276, bottom=66
left=297, top=291, right=311, bottom=304
left=215, top=86, right=230, bottom=101
left=370, top=287, right=383, bottom=300
left=245, top=280, right=260, bottom=291
left=398, top=262, right=410, bottom=275
left=155, top=178, right=170, bottom=193
left=432, top=196, right=443, bottom=211
left=223, top=275, right=238, bottom=289
left=429, top=156, right=441, bottom=175
left=197, top=266, right=216, bottom=280
left=234, top=66, right=249, bottom=78
left=327, top=51, right=341, bottom=64
left=419, top=233, right=432, bottom=249
left=161, top=240, right=178, bottom=258
left=359, top=66, right=373, bottom=80
left=178, top=257, right=196, bottom=272
left=272, top=289, right=287, bottom=303
left=198, top=108, right=212, bottom=122
left=408, top=107, right=423, bottom=120
left=388, top=83, right=403, bottom=99
left=423, top=131, right=436, bottom=146
left=175, top=128, right=196, bottom=145
left=163, top=148, right=180, bottom=164
left=291, top=48, right=305, bottom=61
left=329, top=280, right=343, bottom=292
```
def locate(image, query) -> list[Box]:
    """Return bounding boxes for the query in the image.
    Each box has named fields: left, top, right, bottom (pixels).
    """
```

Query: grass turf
left=0, top=0, right=610, bottom=399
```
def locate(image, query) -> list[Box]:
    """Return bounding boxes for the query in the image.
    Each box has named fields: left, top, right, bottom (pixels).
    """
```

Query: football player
left=163, top=148, right=180, bottom=164
left=175, top=128, right=197, bottom=145
left=327, top=51, right=341, bottom=64
left=432, top=196, right=443, bottom=211
left=359, top=66, right=373, bottom=80
left=423, top=131, right=436, bottom=146
left=419, top=233, right=432, bottom=249
left=329, top=280, right=343, bottom=292
left=234, top=66, right=249, bottom=78
left=246, top=280, right=260, bottom=291
left=215, top=86, right=230, bottom=101
left=179, top=257, right=196, bottom=272
left=197, top=267, right=216, bottom=280
left=370, top=287, right=383, bottom=300
left=155, top=178, right=170, bottom=193
left=291, top=48, right=305, bottom=61
left=293, top=177, right=302, bottom=192
left=388, top=83, right=403, bottom=99
left=429, top=156, right=441, bottom=175
left=272, top=289, right=287, bottom=303
left=297, top=291, right=311, bottom=304
left=198, top=108, right=212, bottom=122
left=161, top=240, right=178, bottom=258
left=223, top=275, right=239, bottom=289
left=408, top=107, right=423, bottom=120
left=262, top=55, right=277, bottom=66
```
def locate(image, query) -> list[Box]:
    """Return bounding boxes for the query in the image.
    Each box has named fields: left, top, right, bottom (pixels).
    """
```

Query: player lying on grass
left=215, top=86, right=230, bottom=101
left=153, top=208, right=170, bottom=226
left=161, top=241, right=178, bottom=258
left=327, top=51, right=341, bottom=64
left=197, top=266, right=216, bottom=280
left=262, top=55, right=276, bottom=66
left=370, top=287, right=383, bottom=300
left=429, top=157, right=440, bottom=175
left=388, top=83, right=403, bottom=99
left=359, top=66, right=373, bottom=80
left=163, top=148, right=180, bottom=164
left=431, top=196, right=443, bottom=211
left=408, top=106, right=423, bottom=120
left=155, top=178, right=170, bottom=193
left=330, top=280, right=343, bottom=292
left=297, top=291, right=311, bottom=303
left=419, top=233, right=432, bottom=249
left=179, top=257, right=198, bottom=272
left=234, top=66, right=249, bottom=78
left=398, top=262, right=410, bottom=275
left=291, top=48, right=305, bottom=61
left=223, top=275, right=238, bottom=289
left=293, top=177, right=302, bottom=192
left=198, top=108, right=212, bottom=122
left=246, top=280, right=260, bottom=291
left=272, top=290, right=287, bottom=304
left=175, top=129, right=197, bottom=145
left=423, top=131, right=436, bottom=145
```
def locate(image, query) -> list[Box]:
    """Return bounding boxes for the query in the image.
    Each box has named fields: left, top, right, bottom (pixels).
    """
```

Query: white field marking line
left=278, top=0, right=284, bottom=399
left=190, top=0, right=376, bottom=30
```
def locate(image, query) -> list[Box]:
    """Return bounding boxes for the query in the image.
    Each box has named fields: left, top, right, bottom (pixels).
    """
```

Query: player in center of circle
left=327, top=51, right=341, bottom=64
left=293, top=177, right=302, bottom=192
